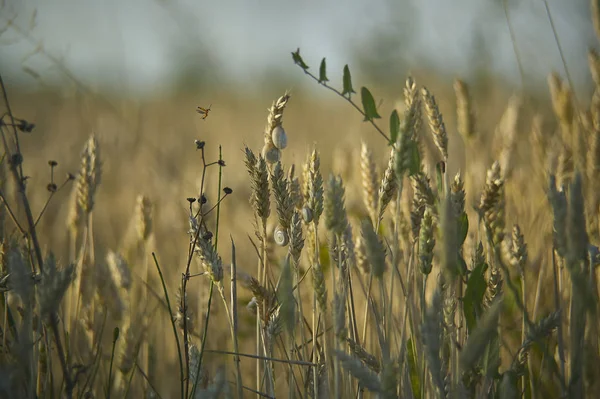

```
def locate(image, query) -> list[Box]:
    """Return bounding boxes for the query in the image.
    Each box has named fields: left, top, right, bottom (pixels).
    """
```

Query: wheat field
left=1, top=5, right=600, bottom=399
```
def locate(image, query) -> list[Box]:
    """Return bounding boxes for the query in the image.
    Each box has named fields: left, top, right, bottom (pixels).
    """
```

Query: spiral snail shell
left=301, top=206, right=313, bottom=224
left=274, top=224, right=289, bottom=246
left=262, top=142, right=281, bottom=164
left=272, top=125, right=288, bottom=150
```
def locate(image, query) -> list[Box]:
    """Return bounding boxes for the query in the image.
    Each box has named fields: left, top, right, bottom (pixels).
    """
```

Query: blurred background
left=1, top=0, right=599, bottom=396
left=0, top=3, right=594, bottom=211
left=1, top=0, right=597, bottom=93
left=0, top=0, right=597, bottom=320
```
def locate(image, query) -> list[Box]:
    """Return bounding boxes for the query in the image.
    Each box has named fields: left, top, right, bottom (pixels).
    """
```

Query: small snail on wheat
left=274, top=225, right=289, bottom=246
left=301, top=206, right=313, bottom=224
left=262, top=142, right=281, bottom=164
left=272, top=125, right=288, bottom=150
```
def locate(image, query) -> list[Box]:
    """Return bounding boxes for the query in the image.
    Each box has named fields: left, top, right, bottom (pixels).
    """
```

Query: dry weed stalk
left=360, top=141, right=379, bottom=225
left=66, top=134, right=102, bottom=340
left=454, top=78, right=476, bottom=141
left=421, top=87, right=449, bottom=161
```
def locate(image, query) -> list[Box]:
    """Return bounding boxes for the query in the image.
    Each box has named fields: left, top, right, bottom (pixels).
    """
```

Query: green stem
left=107, top=327, right=119, bottom=399
left=214, top=145, right=223, bottom=250
left=191, top=281, right=215, bottom=399
left=152, top=253, right=185, bottom=399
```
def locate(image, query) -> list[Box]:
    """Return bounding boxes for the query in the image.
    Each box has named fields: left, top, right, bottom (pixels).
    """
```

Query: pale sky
left=0, top=0, right=596, bottom=95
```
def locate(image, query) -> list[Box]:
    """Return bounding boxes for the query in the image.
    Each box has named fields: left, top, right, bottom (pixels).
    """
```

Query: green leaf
left=318, top=58, right=328, bottom=83
left=319, top=242, right=331, bottom=273
left=406, top=337, right=421, bottom=399
left=460, top=298, right=503, bottom=373
left=482, top=333, right=501, bottom=378
left=361, top=87, right=381, bottom=122
left=435, top=161, right=444, bottom=194
left=291, top=48, right=309, bottom=70
left=457, top=254, right=468, bottom=277
left=499, top=370, right=518, bottom=399
left=342, top=65, right=356, bottom=97
left=457, top=212, right=469, bottom=247
left=463, top=260, right=489, bottom=333
left=277, top=257, right=295, bottom=334
left=389, top=110, right=400, bottom=145
left=406, top=140, right=421, bottom=177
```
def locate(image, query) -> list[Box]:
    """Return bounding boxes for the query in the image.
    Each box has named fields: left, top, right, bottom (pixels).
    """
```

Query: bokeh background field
left=1, top=0, right=600, bottom=398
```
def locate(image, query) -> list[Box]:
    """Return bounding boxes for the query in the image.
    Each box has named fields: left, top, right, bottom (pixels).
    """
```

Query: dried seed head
left=324, top=174, right=348, bottom=236
left=334, top=350, right=382, bottom=393
left=479, top=162, right=505, bottom=247
left=265, top=93, right=291, bottom=145
left=248, top=154, right=270, bottom=221
left=118, top=317, right=146, bottom=375
left=479, top=161, right=503, bottom=216
left=403, top=76, right=422, bottom=139
left=244, top=146, right=257, bottom=176
left=287, top=165, right=303, bottom=209
left=303, top=149, right=324, bottom=225
left=360, top=141, right=379, bottom=224
left=192, top=228, right=224, bottom=283
left=272, top=125, right=288, bottom=150
left=421, top=87, right=449, bottom=160
left=485, top=266, right=503, bottom=307
left=567, top=173, right=588, bottom=262
left=548, top=175, right=568, bottom=257
left=454, top=78, right=476, bottom=140
left=509, top=225, right=527, bottom=276
left=360, top=219, right=386, bottom=279
left=547, top=72, right=575, bottom=135
left=410, top=172, right=436, bottom=240
left=346, top=338, right=381, bottom=373
left=312, top=262, right=327, bottom=313
left=378, top=146, right=398, bottom=220
left=450, top=172, right=465, bottom=217
left=419, top=208, right=436, bottom=275
left=271, top=161, right=294, bottom=229
left=354, top=234, right=370, bottom=275
left=333, top=292, right=347, bottom=341
left=288, top=211, right=304, bottom=266
left=134, top=195, right=153, bottom=242
left=106, top=251, right=131, bottom=290
left=497, top=95, right=522, bottom=178
left=38, top=253, right=75, bottom=318
left=67, top=134, right=102, bottom=233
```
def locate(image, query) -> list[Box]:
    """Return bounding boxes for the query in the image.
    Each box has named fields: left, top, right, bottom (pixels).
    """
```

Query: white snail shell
left=262, top=142, right=281, bottom=164
left=301, top=206, right=313, bottom=224
left=247, top=297, right=258, bottom=315
left=274, top=225, right=289, bottom=246
left=272, top=125, right=288, bottom=150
